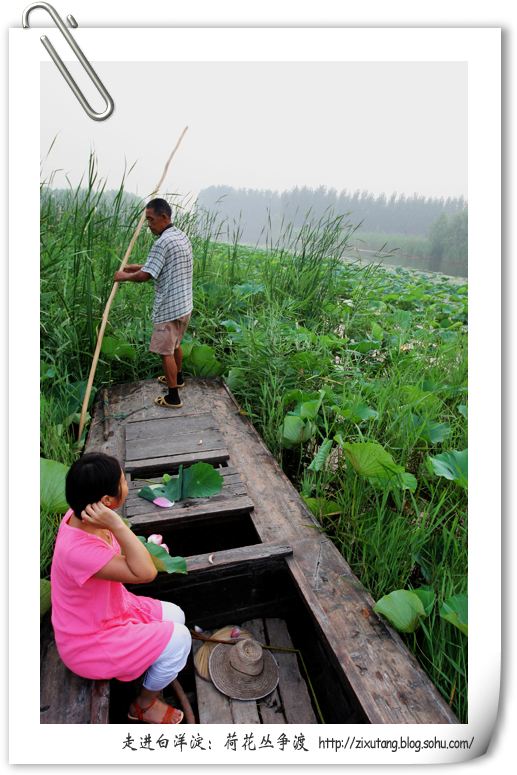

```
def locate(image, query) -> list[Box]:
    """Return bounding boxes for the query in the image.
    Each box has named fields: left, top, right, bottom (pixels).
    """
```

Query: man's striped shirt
left=142, top=226, right=193, bottom=323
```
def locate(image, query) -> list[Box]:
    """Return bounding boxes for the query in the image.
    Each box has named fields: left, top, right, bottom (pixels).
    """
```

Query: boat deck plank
left=126, top=428, right=226, bottom=462
left=264, top=617, right=318, bottom=724
left=192, top=641, right=234, bottom=724
left=126, top=495, right=255, bottom=530
left=125, top=448, right=230, bottom=476
left=126, top=412, right=219, bottom=442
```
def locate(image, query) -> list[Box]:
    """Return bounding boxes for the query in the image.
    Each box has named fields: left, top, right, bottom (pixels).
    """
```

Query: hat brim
left=208, top=643, right=279, bottom=701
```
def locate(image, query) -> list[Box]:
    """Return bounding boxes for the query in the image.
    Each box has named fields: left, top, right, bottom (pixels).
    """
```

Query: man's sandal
left=154, top=395, right=183, bottom=409
left=157, top=375, right=185, bottom=388
left=128, top=697, right=183, bottom=724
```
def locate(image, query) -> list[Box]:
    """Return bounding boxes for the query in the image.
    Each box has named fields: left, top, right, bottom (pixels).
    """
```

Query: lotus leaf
left=186, top=344, right=223, bottom=377
left=438, top=329, right=458, bottom=343
left=308, top=439, right=333, bottom=472
left=412, top=586, right=436, bottom=616
left=220, top=319, right=241, bottom=332
left=427, top=449, right=468, bottom=489
left=370, top=471, right=417, bottom=492
left=40, top=361, right=56, bottom=380
left=367, top=470, right=417, bottom=493
left=371, top=322, right=384, bottom=341
left=137, top=463, right=223, bottom=504
left=421, top=422, right=452, bottom=445
left=390, top=310, right=413, bottom=330
left=101, top=336, right=137, bottom=361
left=298, top=399, right=322, bottom=420
left=439, top=594, right=468, bottom=635
left=338, top=441, right=403, bottom=479
left=336, top=403, right=379, bottom=423
left=283, top=389, right=324, bottom=416
left=164, top=472, right=182, bottom=502
left=138, top=485, right=161, bottom=503
left=373, top=589, right=426, bottom=633
left=225, top=367, right=246, bottom=391
left=181, top=462, right=224, bottom=498
left=138, top=537, right=187, bottom=575
left=303, top=496, right=341, bottom=518
left=410, top=415, right=452, bottom=444
left=41, top=458, right=69, bottom=513
left=232, top=282, right=264, bottom=297
left=281, top=415, right=316, bottom=448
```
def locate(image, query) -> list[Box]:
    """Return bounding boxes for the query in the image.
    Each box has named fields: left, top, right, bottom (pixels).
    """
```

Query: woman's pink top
left=50, top=510, right=174, bottom=682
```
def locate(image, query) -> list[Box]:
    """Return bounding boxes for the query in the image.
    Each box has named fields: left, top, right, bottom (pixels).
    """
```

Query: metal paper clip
left=22, top=2, right=114, bottom=121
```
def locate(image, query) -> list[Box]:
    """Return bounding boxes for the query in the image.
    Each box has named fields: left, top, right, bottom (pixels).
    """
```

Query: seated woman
left=51, top=452, right=191, bottom=723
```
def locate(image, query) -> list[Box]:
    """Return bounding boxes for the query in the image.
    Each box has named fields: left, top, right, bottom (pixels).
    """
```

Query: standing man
left=114, top=198, right=193, bottom=408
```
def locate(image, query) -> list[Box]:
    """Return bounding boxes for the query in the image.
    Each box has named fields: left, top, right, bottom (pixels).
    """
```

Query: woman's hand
left=81, top=502, right=124, bottom=533
left=85, top=502, right=158, bottom=584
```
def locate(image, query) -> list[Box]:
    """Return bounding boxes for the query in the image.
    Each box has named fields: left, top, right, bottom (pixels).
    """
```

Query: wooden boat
left=40, top=378, right=458, bottom=724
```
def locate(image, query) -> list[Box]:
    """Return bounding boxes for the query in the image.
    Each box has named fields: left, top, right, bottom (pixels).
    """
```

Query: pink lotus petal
left=147, top=534, right=163, bottom=544
left=153, top=497, right=174, bottom=509
left=160, top=543, right=170, bottom=554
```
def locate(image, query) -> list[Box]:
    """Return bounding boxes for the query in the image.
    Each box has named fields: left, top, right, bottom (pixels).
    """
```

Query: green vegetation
left=40, top=162, right=468, bottom=721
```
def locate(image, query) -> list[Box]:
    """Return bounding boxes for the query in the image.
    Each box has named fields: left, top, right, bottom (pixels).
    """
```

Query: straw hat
left=208, top=638, right=279, bottom=701
left=194, top=625, right=252, bottom=681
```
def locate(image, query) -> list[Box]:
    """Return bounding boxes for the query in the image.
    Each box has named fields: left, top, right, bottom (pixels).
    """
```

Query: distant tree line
left=196, top=184, right=467, bottom=276
left=196, top=185, right=465, bottom=238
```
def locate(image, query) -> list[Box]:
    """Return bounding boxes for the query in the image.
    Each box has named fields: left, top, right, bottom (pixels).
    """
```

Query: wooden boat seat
left=40, top=615, right=109, bottom=724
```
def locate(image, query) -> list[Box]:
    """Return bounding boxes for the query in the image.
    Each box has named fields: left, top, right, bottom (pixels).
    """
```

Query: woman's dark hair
left=65, top=453, right=122, bottom=518
left=146, top=197, right=172, bottom=218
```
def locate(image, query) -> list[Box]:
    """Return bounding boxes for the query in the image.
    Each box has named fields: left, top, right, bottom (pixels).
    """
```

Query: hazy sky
left=40, top=61, right=467, bottom=201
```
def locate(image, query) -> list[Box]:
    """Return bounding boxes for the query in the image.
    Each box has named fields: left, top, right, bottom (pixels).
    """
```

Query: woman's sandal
left=154, top=395, right=183, bottom=409
left=157, top=374, right=185, bottom=388
left=128, top=697, right=184, bottom=724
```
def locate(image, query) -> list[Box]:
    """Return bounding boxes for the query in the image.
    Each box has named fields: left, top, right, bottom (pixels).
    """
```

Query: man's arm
left=114, top=269, right=151, bottom=283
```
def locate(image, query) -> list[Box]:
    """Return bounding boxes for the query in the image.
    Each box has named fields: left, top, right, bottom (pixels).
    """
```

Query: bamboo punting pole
left=77, top=126, right=189, bottom=441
